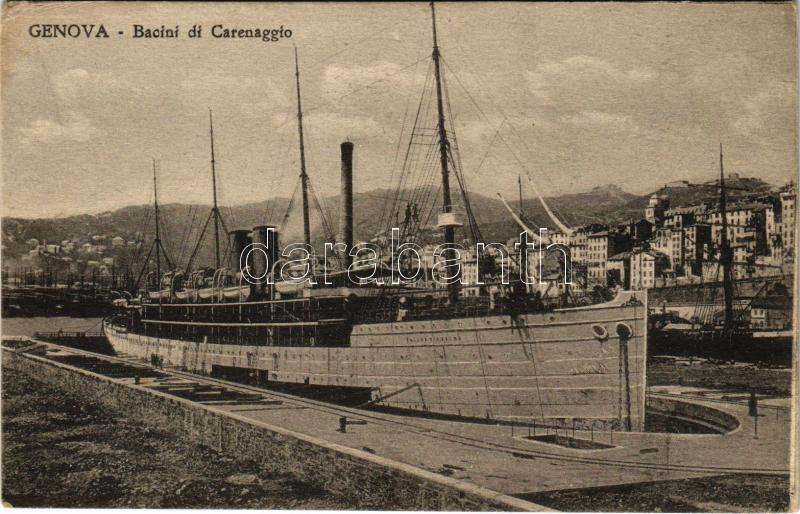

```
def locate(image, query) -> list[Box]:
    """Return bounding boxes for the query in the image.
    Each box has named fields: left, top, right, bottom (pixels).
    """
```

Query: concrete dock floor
left=17, top=342, right=794, bottom=501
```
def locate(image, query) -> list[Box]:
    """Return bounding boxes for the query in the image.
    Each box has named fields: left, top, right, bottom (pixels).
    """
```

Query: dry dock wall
left=2, top=347, right=545, bottom=512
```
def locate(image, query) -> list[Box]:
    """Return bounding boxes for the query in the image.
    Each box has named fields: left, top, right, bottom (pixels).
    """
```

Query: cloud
left=304, top=112, right=385, bottom=140
left=526, top=55, right=655, bottom=106
left=179, top=73, right=289, bottom=112
left=51, top=68, right=134, bottom=102
left=17, top=112, right=100, bottom=147
left=560, top=110, right=639, bottom=131
left=733, top=79, right=796, bottom=138
left=321, top=60, right=426, bottom=100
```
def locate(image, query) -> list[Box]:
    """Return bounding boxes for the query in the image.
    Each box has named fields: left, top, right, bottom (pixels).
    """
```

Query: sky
left=2, top=2, right=797, bottom=219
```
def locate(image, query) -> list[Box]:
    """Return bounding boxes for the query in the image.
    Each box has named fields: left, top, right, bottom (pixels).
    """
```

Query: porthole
left=591, top=324, right=609, bottom=341
left=616, top=322, right=633, bottom=340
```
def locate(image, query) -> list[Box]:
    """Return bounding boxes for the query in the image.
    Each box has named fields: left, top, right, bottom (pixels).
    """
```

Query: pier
left=2, top=337, right=790, bottom=511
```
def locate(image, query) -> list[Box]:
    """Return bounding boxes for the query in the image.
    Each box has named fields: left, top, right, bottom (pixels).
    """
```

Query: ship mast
left=153, top=158, right=163, bottom=281
left=518, top=174, right=528, bottom=285
left=294, top=47, right=312, bottom=247
left=135, top=159, right=173, bottom=291
left=209, top=109, right=222, bottom=269
left=718, top=143, right=735, bottom=334
left=430, top=1, right=459, bottom=303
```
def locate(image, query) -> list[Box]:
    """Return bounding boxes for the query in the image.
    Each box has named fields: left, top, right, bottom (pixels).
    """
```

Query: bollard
left=339, top=416, right=347, bottom=433
left=134, top=375, right=140, bottom=385
left=511, top=422, right=515, bottom=437
left=533, top=421, right=536, bottom=437
left=754, top=411, right=759, bottom=439
left=590, top=423, right=594, bottom=442
left=749, top=390, right=759, bottom=439
left=572, top=419, right=576, bottom=439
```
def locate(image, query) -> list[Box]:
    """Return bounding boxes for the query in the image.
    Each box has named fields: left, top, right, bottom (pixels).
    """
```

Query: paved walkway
left=33, top=343, right=794, bottom=498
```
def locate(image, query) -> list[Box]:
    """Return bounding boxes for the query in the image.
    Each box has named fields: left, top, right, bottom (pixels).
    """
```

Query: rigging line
left=264, top=198, right=276, bottom=226
left=396, top=153, right=440, bottom=240
left=403, top=131, right=437, bottom=202
left=440, top=68, right=482, bottom=244
left=406, top=164, right=443, bottom=242
left=130, top=208, right=153, bottom=272
left=441, top=54, right=569, bottom=224
left=185, top=209, right=214, bottom=271
left=381, top=57, right=427, bottom=231
left=412, top=138, right=445, bottom=213
left=158, top=210, right=175, bottom=268
left=386, top=76, right=434, bottom=231
left=398, top=107, right=439, bottom=221
left=179, top=206, right=199, bottom=268
left=396, top=65, right=435, bottom=189
left=307, top=180, right=336, bottom=241
left=405, top=133, right=440, bottom=207
left=401, top=136, right=441, bottom=239
left=450, top=148, right=483, bottom=244
left=420, top=184, right=443, bottom=231
left=382, top=59, right=434, bottom=230
left=473, top=118, right=507, bottom=177
left=441, top=56, right=492, bottom=130
left=410, top=135, right=446, bottom=206
left=280, top=178, right=301, bottom=232
left=497, top=134, right=573, bottom=234
left=172, top=205, right=194, bottom=269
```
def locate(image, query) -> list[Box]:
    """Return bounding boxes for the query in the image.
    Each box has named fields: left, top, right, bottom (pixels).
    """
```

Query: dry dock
left=2, top=338, right=791, bottom=511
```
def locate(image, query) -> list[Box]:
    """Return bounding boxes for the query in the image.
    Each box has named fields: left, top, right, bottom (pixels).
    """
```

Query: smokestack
left=340, top=141, right=354, bottom=268
left=228, top=230, right=252, bottom=275
left=251, top=226, right=279, bottom=282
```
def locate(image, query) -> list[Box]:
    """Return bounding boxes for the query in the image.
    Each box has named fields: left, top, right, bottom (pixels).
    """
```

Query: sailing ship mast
left=430, top=1, right=460, bottom=303
left=135, top=159, right=173, bottom=290
left=718, top=143, right=735, bottom=334
left=518, top=174, right=529, bottom=284
left=153, top=158, right=164, bottom=281
left=209, top=109, right=222, bottom=269
left=294, top=47, right=312, bottom=247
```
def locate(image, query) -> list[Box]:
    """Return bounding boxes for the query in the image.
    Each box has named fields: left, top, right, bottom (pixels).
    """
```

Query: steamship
left=105, top=4, right=648, bottom=431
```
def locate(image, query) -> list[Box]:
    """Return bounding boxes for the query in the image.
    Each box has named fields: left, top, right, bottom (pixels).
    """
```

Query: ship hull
left=104, top=292, right=648, bottom=430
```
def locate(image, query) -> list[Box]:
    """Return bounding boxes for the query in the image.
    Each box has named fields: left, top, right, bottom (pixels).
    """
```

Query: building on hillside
left=645, top=193, right=670, bottom=226
left=684, top=223, right=712, bottom=276
left=618, top=219, right=653, bottom=243
left=607, top=251, right=632, bottom=289
left=664, top=205, right=705, bottom=230
left=701, top=202, right=768, bottom=255
left=749, top=296, right=792, bottom=330
left=665, top=180, right=690, bottom=188
left=570, top=228, right=588, bottom=265
left=780, top=185, right=796, bottom=261
left=630, top=249, right=670, bottom=290
left=765, top=202, right=782, bottom=262
left=586, top=230, right=632, bottom=287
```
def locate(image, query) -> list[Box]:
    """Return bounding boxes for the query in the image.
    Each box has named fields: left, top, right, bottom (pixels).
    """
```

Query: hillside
left=1, top=177, right=777, bottom=270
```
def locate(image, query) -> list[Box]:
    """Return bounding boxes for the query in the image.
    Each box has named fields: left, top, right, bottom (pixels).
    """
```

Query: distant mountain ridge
left=2, top=177, right=776, bottom=268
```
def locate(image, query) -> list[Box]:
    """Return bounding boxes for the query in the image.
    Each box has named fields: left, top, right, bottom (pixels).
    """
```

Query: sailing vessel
left=648, top=146, right=793, bottom=366
left=105, top=3, right=648, bottom=431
